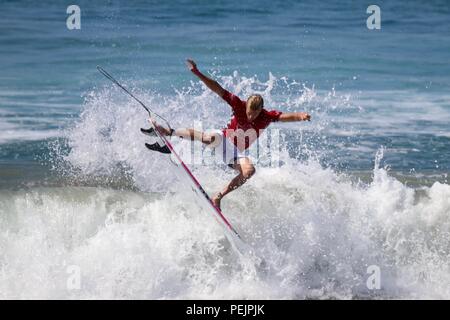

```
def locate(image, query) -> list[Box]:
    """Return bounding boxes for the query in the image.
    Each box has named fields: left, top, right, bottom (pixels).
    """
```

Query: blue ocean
left=0, top=0, right=449, bottom=299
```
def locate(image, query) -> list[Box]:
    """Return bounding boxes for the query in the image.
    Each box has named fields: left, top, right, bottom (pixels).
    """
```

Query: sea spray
left=1, top=74, right=449, bottom=299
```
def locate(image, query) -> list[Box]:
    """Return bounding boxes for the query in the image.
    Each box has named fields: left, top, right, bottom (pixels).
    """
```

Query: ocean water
left=0, top=0, right=449, bottom=299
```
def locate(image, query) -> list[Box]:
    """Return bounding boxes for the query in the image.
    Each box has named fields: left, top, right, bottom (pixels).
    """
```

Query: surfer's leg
left=144, top=123, right=214, bottom=144
left=212, top=157, right=255, bottom=208
left=171, top=128, right=219, bottom=145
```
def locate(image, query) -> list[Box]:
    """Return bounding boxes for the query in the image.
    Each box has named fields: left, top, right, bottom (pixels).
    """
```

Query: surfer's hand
left=186, top=59, right=197, bottom=71
left=299, top=112, right=311, bottom=121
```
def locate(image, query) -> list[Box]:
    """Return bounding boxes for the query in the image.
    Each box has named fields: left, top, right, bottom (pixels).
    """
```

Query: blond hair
left=246, top=94, right=264, bottom=110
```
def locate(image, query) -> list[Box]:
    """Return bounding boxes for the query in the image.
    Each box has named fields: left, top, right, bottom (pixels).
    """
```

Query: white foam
left=2, top=75, right=449, bottom=299
left=0, top=154, right=449, bottom=299
left=0, top=120, right=62, bottom=144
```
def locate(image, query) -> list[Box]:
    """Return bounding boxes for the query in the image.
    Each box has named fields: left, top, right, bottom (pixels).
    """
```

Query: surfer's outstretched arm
left=186, top=59, right=226, bottom=97
left=279, top=112, right=311, bottom=122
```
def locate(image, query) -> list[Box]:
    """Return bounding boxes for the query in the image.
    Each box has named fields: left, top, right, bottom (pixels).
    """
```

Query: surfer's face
left=246, top=107, right=262, bottom=122
left=246, top=95, right=263, bottom=122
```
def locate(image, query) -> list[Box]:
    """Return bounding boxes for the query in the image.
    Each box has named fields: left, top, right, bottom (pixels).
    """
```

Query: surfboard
left=96, top=66, right=249, bottom=255
left=149, top=122, right=249, bottom=254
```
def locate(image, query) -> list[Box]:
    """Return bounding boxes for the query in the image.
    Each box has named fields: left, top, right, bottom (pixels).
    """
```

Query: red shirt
left=221, top=90, right=282, bottom=150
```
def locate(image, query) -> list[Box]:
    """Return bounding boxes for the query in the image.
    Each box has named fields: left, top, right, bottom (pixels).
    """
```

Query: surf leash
left=96, top=66, right=172, bottom=130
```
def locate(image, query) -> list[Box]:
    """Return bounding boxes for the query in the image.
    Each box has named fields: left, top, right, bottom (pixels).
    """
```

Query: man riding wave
left=142, top=59, right=311, bottom=209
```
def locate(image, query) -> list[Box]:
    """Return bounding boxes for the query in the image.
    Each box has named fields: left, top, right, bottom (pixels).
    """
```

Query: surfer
left=142, top=59, right=311, bottom=209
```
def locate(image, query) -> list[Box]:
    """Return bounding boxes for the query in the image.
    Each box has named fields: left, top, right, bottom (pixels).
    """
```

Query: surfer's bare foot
left=148, top=119, right=174, bottom=136
left=212, top=192, right=223, bottom=209
left=155, top=124, right=172, bottom=136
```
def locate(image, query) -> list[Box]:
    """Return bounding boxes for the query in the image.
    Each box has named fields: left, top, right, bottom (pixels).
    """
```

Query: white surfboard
left=149, top=124, right=250, bottom=254
left=97, top=66, right=250, bottom=255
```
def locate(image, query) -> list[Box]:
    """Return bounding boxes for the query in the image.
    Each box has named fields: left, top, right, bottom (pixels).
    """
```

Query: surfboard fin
left=145, top=142, right=171, bottom=154
left=140, top=127, right=156, bottom=136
